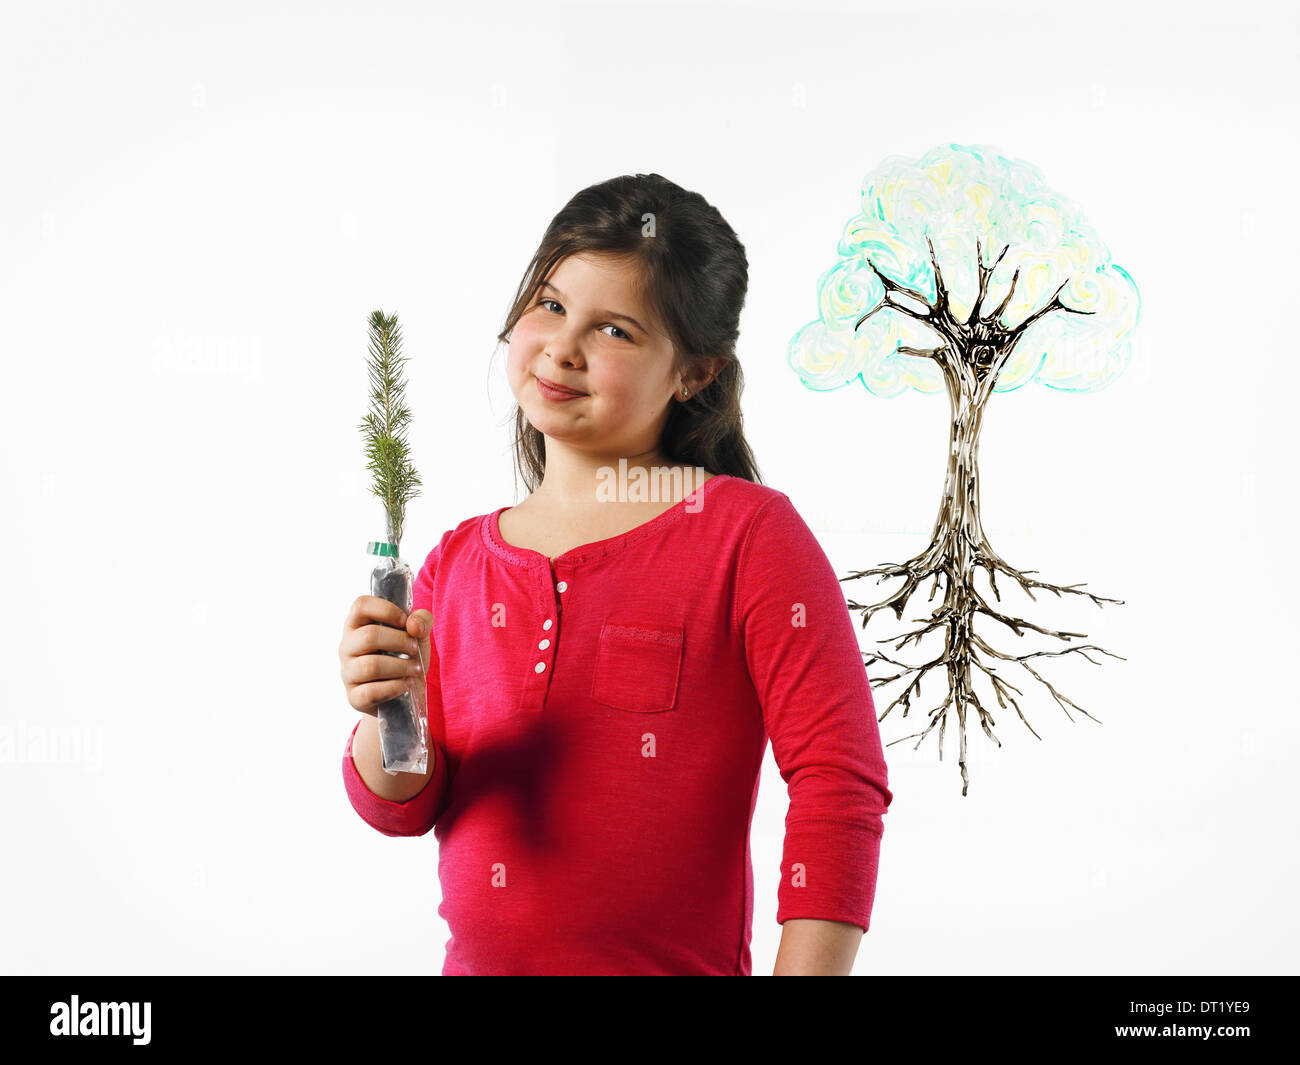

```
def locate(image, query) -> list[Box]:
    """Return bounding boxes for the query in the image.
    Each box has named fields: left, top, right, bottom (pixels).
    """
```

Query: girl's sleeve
left=736, top=493, right=894, bottom=933
left=341, top=538, right=451, bottom=837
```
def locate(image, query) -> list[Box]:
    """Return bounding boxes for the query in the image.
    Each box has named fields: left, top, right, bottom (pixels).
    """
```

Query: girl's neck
left=531, top=449, right=676, bottom=510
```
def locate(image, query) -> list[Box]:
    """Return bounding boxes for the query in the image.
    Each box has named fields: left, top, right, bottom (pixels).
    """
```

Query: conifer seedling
left=358, top=309, right=428, bottom=774
left=359, top=309, right=422, bottom=554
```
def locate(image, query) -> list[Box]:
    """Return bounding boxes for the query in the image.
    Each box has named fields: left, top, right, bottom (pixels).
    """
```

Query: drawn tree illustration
left=789, top=143, right=1141, bottom=794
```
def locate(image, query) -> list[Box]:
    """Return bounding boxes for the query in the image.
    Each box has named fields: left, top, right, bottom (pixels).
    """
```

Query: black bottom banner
left=3, top=975, right=1290, bottom=1052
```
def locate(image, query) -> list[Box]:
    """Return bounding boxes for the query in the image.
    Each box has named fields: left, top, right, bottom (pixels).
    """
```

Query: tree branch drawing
left=789, top=143, right=1141, bottom=795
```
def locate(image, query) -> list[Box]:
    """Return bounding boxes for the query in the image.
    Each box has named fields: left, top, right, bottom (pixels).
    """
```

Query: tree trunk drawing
left=843, top=237, right=1125, bottom=795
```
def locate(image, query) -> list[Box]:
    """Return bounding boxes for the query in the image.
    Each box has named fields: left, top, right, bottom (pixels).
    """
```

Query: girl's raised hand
left=338, top=596, right=429, bottom=715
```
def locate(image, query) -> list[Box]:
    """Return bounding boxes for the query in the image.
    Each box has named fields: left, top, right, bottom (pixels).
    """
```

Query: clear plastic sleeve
left=368, top=551, right=429, bottom=775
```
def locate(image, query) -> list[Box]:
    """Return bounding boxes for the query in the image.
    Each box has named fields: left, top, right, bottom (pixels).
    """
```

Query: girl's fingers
left=350, top=678, right=415, bottom=714
left=340, top=621, right=422, bottom=660
left=350, top=652, right=422, bottom=685
left=345, top=595, right=407, bottom=633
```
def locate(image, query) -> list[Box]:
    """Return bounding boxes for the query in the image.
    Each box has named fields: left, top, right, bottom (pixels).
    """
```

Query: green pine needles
left=359, top=309, right=422, bottom=552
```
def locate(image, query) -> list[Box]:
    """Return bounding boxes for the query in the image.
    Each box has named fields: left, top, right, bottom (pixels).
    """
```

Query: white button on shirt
left=535, top=662, right=546, bottom=673
left=556, top=581, right=567, bottom=592
left=543, top=619, right=553, bottom=630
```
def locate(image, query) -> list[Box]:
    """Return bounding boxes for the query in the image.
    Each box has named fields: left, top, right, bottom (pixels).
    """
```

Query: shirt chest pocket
left=590, top=620, right=684, bottom=713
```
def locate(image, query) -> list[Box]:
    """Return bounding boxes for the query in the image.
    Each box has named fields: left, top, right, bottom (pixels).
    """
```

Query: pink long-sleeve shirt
left=342, top=473, right=893, bottom=975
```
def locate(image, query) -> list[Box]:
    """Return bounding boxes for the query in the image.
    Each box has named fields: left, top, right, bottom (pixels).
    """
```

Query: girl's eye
left=537, top=298, right=633, bottom=342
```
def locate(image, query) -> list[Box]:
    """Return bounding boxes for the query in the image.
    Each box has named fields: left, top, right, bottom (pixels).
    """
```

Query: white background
left=2, top=0, right=1295, bottom=975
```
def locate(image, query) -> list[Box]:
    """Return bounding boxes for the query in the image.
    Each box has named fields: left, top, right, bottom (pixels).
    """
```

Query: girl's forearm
left=351, top=714, right=435, bottom=803
left=772, top=918, right=864, bottom=976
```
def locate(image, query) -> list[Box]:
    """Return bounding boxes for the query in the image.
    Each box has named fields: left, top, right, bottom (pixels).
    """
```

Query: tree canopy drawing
left=789, top=143, right=1140, bottom=794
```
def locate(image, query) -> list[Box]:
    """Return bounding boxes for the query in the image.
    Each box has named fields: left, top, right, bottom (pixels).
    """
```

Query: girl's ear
left=694, top=358, right=725, bottom=391
left=676, top=357, right=723, bottom=398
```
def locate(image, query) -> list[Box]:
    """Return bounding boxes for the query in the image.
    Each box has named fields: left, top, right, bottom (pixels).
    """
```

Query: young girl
left=338, top=173, right=893, bottom=976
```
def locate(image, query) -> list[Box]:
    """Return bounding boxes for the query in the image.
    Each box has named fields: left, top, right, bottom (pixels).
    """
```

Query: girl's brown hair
left=496, top=173, right=762, bottom=494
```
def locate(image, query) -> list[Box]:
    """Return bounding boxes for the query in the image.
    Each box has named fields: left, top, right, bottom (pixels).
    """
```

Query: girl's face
left=507, top=252, right=681, bottom=460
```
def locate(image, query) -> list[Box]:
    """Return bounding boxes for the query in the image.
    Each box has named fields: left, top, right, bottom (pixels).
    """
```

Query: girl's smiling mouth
left=536, top=375, right=588, bottom=400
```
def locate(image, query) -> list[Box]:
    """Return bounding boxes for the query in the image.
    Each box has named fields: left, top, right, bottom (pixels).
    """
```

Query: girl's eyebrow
left=539, top=280, right=647, bottom=334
